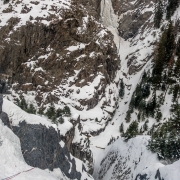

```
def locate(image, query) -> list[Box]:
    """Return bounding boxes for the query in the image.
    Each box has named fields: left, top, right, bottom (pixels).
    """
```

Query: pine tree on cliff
left=170, top=103, right=180, bottom=131
left=124, top=121, right=139, bottom=140
left=119, top=79, right=125, bottom=99
left=152, top=29, right=166, bottom=84
left=152, top=22, right=175, bottom=85
left=154, top=0, right=163, bottom=28
left=174, top=55, right=180, bottom=77
left=165, top=21, right=175, bottom=64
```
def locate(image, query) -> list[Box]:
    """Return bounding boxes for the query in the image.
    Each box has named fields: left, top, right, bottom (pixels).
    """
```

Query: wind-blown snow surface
left=98, top=136, right=162, bottom=180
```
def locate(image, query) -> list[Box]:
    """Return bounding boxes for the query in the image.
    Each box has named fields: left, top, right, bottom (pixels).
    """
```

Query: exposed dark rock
left=0, top=0, right=120, bottom=112
left=0, top=112, right=11, bottom=128
left=110, top=0, right=155, bottom=40
left=155, top=169, right=164, bottom=180
left=135, top=174, right=149, bottom=180
left=0, top=94, right=11, bottom=128
left=0, top=94, right=2, bottom=113
left=61, top=117, right=94, bottom=174
left=13, top=121, right=82, bottom=180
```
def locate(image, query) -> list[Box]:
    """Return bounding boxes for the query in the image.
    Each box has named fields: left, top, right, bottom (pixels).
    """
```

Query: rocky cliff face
left=0, top=0, right=119, bottom=111
left=111, top=0, right=155, bottom=40
left=13, top=122, right=82, bottom=179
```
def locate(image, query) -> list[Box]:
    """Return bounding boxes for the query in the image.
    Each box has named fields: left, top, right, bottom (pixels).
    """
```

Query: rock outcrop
left=110, top=0, right=155, bottom=40
left=0, top=95, right=92, bottom=180
left=13, top=121, right=82, bottom=179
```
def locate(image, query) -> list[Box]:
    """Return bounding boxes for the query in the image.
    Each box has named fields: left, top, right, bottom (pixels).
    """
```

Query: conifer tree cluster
left=16, top=98, right=36, bottom=114
left=125, top=71, right=154, bottom=123
left=154, top=0, right=163, bottom=28
left=154, top=0, right=179, bottom=28
left=153, top=22, right=176, bottom=86
left=46, top=104, right=71, bottom=124
left=124, top=121, right=139, bottom=141
left=166, top=0, right=179, bottom=19
left=148, top=105, right=180, bottom=162
left=16, top=97, right=71, bottom=124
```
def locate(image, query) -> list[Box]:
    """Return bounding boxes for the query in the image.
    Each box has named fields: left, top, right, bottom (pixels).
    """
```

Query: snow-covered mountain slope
left=0, top=0, right=180, bottom=179
left=90, top=0, right=180, bottom=179
left=98, top=136, right=162, bottom=180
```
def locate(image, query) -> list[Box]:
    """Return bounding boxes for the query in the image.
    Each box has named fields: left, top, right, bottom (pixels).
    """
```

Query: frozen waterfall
left=100, top=0, right=118, bottom=28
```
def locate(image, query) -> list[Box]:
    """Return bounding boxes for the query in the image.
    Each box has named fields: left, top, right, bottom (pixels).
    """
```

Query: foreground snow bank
left=0, top=120, right=62, bottom=180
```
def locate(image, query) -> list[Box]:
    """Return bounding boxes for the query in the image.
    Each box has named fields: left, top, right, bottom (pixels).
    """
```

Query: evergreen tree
left=19, top=97, right=28, bottom=111
left=170, top=103, right=180, bottom=131
left=156, top=110, right=162, bottom=122
left=56, top=108, right=63, bottom=117
left=154, top=0, right=163, bottom=28
left=38, top=108, right=44, bottom=115
left=172, top=84, right=179, bottom=102
left=166, top=0, right=179, bottom=20
left=58, top=117, right=64, bottom=124
left=119, top=123, right=124, bottom=134
left=148, top=107, right=180, bottom=162
left=153, top=30, right=167, bottom=85
left=119, top=79, right=125, bottom=99
left=124, top=121, right=139, bottom=140
left=142, top=83, right=150, bottom=98
left=46, top=103, right=56, bottom=119
left=63, top=106, right=71, bottom=117
left=27, top=104, right=36, bottom=114
left=125, top=110, right=131, bottom=123
left=176, top=38, right=180, bottom=56
left=146, top=92, right=156, bottom=117
left=153, top=22, right=175, bottom=86
left=165, top=21, right=175, bottom=64
left=143, top=120, right=149, bottom=131
left=174, top=56, right=180, bottom=77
